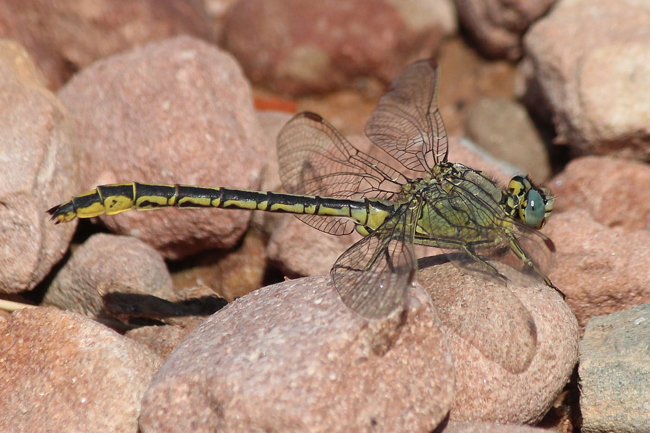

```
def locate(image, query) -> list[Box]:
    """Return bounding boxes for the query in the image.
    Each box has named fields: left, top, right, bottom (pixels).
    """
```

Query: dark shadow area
left=536, top=363, right=581, bottom=432
left=101, top=292, right=227, bottom=328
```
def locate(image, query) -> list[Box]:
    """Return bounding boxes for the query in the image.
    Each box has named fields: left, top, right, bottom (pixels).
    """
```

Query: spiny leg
left=506, top=234, right=566, bottom=298
left=415, top=237, right=509, bottom=285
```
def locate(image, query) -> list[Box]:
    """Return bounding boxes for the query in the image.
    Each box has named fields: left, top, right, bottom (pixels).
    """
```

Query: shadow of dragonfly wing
left=418, top=257, right=538, bottom=374
left=277, top=111, right=407, bottom=235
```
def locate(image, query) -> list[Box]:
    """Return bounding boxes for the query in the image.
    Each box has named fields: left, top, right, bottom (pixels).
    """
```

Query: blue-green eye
left=524, top=190, right=546, bottom=228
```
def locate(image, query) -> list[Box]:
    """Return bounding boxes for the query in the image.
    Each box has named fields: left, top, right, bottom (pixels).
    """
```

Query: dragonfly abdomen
left=47, top=182, right=388, bottom=226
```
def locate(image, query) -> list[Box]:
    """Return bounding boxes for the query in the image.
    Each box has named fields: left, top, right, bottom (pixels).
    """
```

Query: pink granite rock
left=442, top=421, right=550, bottom=433
left=0, top=307, right=163, bottom=432
left=0, top=40, right=80, bottom=294
left=454, top=0, right=556, bottom=59
left=418, top=262, right=578, bottom=424
left=223, top=0, right=456, bottom=94
left=0, top=0, right=213, bottom=89
left=43, top=233, right=174, bottom=318
left=464, top=97, right=552, bottom=181
left=523, top=0, right=650, bottom=160
left=139, top=275, right=455, bottom=433
left=552, top=156, right=650, bottom=232
left=58, top=36, right=267, bottom=260
left=545, top=210, right=650, bottom=328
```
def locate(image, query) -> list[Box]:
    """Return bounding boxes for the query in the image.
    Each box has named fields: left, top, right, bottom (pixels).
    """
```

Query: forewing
left=365, top=58, right=448, bottom=173
left=277, top=112, right=407, bottom=235
left=331, top=205, right=417, bottom=318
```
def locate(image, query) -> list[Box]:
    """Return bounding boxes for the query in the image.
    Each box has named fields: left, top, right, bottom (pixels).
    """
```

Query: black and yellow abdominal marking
left=48, top=182, right=397, bottom=236
left=49, top=58, right=562, bottom=323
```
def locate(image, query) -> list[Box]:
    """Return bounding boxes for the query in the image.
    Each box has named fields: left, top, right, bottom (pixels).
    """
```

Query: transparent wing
left=331, top=202, right=418, bottom=319
left=365, top=58, right=448, bottom=173
left=277, top=111, right=408, bottom=235
left=413, top=169, right=556, bottom=372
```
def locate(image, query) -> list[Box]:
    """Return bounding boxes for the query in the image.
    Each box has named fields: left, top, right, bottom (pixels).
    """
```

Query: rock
left=418, top=262, right=579, bottom=424
left=267, top=215, right=361, bottom=277
left=544, top=210, right=650, bottom=328
left=464, top=97, right=552, bottom=181
left=223, top=0, right=456, bottom=95
left=256, top=110, right=294, bottom=192
left=523, top=0, right=650, bottom=160
left=552, top=156, right=650, bottom=232
left=139, top=275, right=455, bottom=433
left=0, top=40, right=80, bottom=294
left=58, top=36, right=267, bottom=260
left=251, top=110, right=294, bottom=236
left=127, top=321, right=202, bottom=359
left=441, top=421, right=550, bottom=433
left=454, top=0, right=556, bottom=60
left=0, top=0, right=213, bottom=89
left=579, top=303, right=650, bottom=433
left=437, top=37, right=519, bottom=137
left=170, top=228, right=267, bottom=302
left=0, top=307, right=163, bottom=432
left=43, top=233, right=174, bottom=318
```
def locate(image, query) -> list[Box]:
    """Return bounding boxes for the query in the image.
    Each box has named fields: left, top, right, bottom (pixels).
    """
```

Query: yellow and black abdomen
left=47, top=182, right=390, bottom=227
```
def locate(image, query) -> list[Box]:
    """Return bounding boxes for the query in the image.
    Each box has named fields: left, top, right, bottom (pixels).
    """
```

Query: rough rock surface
left=58, top=36, right=267, bottom=260
left=442, top=421, right=550, bottom=433
left=0, top=0, right=213, bottom=89
left=552, top=156, right=650, bottom=232
left=454, top=0, right=556, bottom=59
left=43, top=233, right=174, bottom=318
left=0, top=40, right=80, bottom=294
left=523, top=0, right=650, bottom=160
left=418, top=262, right=578, bottom=424
left=139, top=275, right=455, bottom=433
left=545, top=210, right=650, bottom=328
left=0, top=307, right=163, bottom=432
left=223, top=0, right=456, bottom=94
left=464, top=97, right=551, bottom=181
left=580, top=303, right=650, bottom=433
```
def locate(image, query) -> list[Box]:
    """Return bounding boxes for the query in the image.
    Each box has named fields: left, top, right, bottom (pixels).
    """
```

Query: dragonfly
left=48, top=58, right=563, bottom=323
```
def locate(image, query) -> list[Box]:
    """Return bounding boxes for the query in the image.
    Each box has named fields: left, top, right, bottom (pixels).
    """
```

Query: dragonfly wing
left=277, top=111, right=407, bottom=235
left=365, top=58, right=448, bottom=173
left=331, top=205, right=417, bottom=319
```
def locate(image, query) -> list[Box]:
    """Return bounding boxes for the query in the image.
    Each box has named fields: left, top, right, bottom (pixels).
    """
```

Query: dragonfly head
left=507, top=175, right=554, bottom=229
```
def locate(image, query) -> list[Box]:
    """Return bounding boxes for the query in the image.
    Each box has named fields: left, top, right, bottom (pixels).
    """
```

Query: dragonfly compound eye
left=523, top=189, right=546, bottom=229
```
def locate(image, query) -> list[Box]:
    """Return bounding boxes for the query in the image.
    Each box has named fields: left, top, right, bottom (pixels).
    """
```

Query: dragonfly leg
left=459, top=244, right=509, bottom=285
left=506, top=235, right=566, bottom=298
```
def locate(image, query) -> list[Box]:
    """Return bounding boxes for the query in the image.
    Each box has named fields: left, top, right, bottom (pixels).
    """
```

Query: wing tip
left=302, top=111, right=323, bottom=122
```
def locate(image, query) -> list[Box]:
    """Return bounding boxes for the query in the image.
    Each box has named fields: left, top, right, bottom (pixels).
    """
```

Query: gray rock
left=0, top=40, right=80, bottom=294
left=58, top=36, right=267, bottom=260
left=43, top=233, right=174, bottom=318
left=0, top=307, right=163, bottom=432
left=580, top=303, right=650, bottom=433
left=139, top=275, right=455, bottom=433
